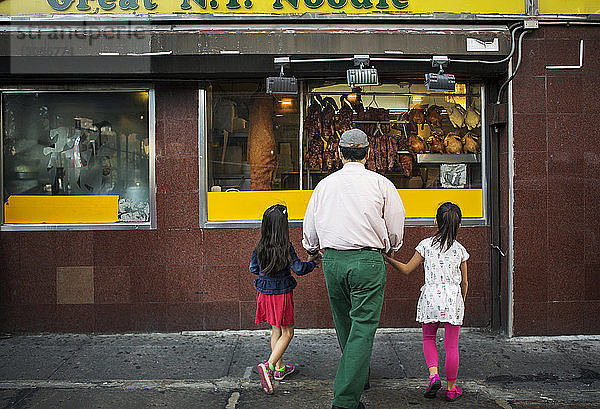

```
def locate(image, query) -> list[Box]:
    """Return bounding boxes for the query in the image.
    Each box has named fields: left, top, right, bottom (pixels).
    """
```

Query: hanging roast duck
left=428, top=137, right=445, bottom=154
left=408, top=108, right=426, bottom=130
left=409, top=133, right=426, bottom=154
left=447, top=104, right=466, bottom=128
left=426, top=126, right=445, bottom=153
left=464, top=103, right=481, bottom=130
left=462, top=131, right=481, bottom=153
left=444, top=132, right=463, bottom=154
left=425, top=105, right=443, bottom=128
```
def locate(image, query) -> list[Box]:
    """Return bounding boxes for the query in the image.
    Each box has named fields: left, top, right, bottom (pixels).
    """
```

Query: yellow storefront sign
left=1, top=0, right=597, bottom=16
left=207, top=189, right=484, bottom=221
left=540, top=0, right=600, bottom=14
left=0, top=0, right=525, bottom=15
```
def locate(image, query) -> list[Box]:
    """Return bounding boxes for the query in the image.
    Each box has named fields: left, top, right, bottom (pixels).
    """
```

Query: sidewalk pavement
left=0, top=328, right=599, bottom=409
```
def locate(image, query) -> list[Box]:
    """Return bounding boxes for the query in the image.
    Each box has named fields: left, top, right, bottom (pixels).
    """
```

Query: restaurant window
left=202, top=80, right=485, bottom=225
left=2, top=89, right=155, bottom=228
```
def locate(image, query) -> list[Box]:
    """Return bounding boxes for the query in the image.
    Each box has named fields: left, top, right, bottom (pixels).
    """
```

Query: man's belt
left=359, top=247, right=383, bottom=252
left=323, top=247, right=383, bottom=252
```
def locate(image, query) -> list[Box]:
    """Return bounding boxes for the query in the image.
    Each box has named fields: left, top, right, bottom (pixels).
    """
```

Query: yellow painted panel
left=208, top=190, right=314, bottom=221
left=0, top=0, right=524, bottom=15
left=398, top=188, right=483, bottom=218
left=4, top=195, right=119, bottom=224
left=207, top=189, right=483, bottom=221
left=540, top=0, right=600, bottom=14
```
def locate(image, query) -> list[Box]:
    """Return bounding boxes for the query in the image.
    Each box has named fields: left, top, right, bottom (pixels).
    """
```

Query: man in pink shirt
left=303, top=128, right=405, bottom=409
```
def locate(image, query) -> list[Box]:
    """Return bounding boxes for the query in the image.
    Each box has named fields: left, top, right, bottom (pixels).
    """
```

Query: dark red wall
left=4, top=25, right=598, bottom=336
left=509, top=25, right=600, bottom=335
left=0, top=85, right=491, bottom=333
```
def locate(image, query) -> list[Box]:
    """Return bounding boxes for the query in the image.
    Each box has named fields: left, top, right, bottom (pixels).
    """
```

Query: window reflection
left=2, top=91, right=150, bottom=223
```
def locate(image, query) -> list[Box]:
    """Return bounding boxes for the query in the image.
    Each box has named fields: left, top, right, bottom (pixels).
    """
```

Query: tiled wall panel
left=511, top=26, right=600, bottom=335
left=1, top=81, right=493, bottom=333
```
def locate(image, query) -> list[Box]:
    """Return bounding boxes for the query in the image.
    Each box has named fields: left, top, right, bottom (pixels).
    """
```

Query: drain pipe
left=495, top=29, right=532, bottom=104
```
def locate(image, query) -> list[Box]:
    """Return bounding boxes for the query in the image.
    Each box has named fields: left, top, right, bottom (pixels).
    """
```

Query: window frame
left=0, top=85, right=157, bottom=231
left=198, top=84, right=488, bottom=229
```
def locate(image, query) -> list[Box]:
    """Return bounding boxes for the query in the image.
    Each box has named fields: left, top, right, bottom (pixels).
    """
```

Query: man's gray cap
left=339, top=128, right=369, bottom=148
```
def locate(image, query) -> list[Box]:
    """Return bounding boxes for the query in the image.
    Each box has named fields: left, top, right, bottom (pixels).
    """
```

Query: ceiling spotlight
left=425, top=55, right=456, bottom=92
left=347, top=55, right=378, bottom=87
left=266, top=57, right=298, bottom=96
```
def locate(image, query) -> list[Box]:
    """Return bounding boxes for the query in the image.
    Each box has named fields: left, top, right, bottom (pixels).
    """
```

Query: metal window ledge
left=417, top=153, right=481, bottom=164
left=1, top=223, right=154, bottom=231
left=201, top=218, right=487, bottom=229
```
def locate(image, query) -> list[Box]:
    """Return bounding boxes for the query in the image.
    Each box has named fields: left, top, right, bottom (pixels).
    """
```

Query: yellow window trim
left=207, top=189, right=483, bottom=221
left=4, top=195, right=119, bottom=224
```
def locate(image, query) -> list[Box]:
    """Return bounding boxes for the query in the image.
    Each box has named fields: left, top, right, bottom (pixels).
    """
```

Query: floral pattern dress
left=415, top=237, right=469, bottom=326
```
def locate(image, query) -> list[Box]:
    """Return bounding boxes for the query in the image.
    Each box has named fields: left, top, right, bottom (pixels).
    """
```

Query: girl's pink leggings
left=422, top=322, right=461, bottom=382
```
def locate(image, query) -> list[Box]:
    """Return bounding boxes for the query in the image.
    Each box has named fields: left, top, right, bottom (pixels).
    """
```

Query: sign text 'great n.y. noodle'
left=46, top=0, right=409, bottom=11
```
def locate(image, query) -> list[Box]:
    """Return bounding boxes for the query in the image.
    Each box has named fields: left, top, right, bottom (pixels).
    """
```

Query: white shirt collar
left=342, top=162, right=366, bottom=170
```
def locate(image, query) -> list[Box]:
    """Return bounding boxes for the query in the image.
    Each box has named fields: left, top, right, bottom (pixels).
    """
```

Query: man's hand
left=308, top=251, right=323, bottom=266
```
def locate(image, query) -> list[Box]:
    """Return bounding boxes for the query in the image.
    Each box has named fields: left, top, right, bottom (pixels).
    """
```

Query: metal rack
left=352, top=120, right=409, bottom=124
left=417, top=153, right=481, bottom=164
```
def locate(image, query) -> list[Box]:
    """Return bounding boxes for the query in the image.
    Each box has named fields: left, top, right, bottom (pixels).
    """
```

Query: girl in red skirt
left=250, top=204, right=321, bottom=395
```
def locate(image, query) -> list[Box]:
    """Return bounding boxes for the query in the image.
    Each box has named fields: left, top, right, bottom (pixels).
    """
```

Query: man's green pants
left=323, top=249, right=387, bottom=409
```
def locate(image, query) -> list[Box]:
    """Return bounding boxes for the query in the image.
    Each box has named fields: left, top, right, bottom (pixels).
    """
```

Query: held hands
left=383, top=250, right=423, bottom=276
left=382, top=253, right=396, bottom=265
left=307, top=251, right=323, bottom=267
left=382, top=253, right=410, bottom=275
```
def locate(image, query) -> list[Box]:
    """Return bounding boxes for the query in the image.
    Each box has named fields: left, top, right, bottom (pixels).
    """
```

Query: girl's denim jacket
left=250, top=243, right=316, bottom=295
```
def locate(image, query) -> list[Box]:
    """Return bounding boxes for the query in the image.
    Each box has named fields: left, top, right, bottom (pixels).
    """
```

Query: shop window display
left=207, top=81, right=482, bottom=193
left=204, top=80, right=485, bottom=224
left=303, top=82, right=483, bottom=190
left=2, top=90, right=151, bottom=224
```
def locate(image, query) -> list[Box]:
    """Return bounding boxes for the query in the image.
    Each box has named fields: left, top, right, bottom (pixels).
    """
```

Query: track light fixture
left=347, top=55, right=379, bottom=87
left=266, top=57, right=298, bottom=96
left=425, top=56, right=456, bottom=92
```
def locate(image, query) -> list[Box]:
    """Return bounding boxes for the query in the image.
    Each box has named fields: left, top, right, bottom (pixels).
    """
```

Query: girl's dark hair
left=256, top=204, right=291, bottom=277
left=340, top=146, right=368, bottom=161
left=432, top=202, right=462, bottom=252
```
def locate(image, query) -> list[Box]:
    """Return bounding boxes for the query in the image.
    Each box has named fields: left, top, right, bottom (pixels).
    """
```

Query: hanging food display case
left=302, top=82, right=483, bottom=190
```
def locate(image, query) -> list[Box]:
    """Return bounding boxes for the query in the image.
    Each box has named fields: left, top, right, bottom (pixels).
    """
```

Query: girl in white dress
left=384, top=202, right=469, bottom=402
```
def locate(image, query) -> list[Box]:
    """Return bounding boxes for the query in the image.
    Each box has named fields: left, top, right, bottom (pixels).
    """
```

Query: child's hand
left=382, top=253, right=410, bottom=275
left=383, top=251, right=423, bottom=276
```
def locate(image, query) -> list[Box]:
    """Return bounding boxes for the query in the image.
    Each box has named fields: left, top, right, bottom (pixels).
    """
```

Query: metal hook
left=367, top=94, right=379, bottom=108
